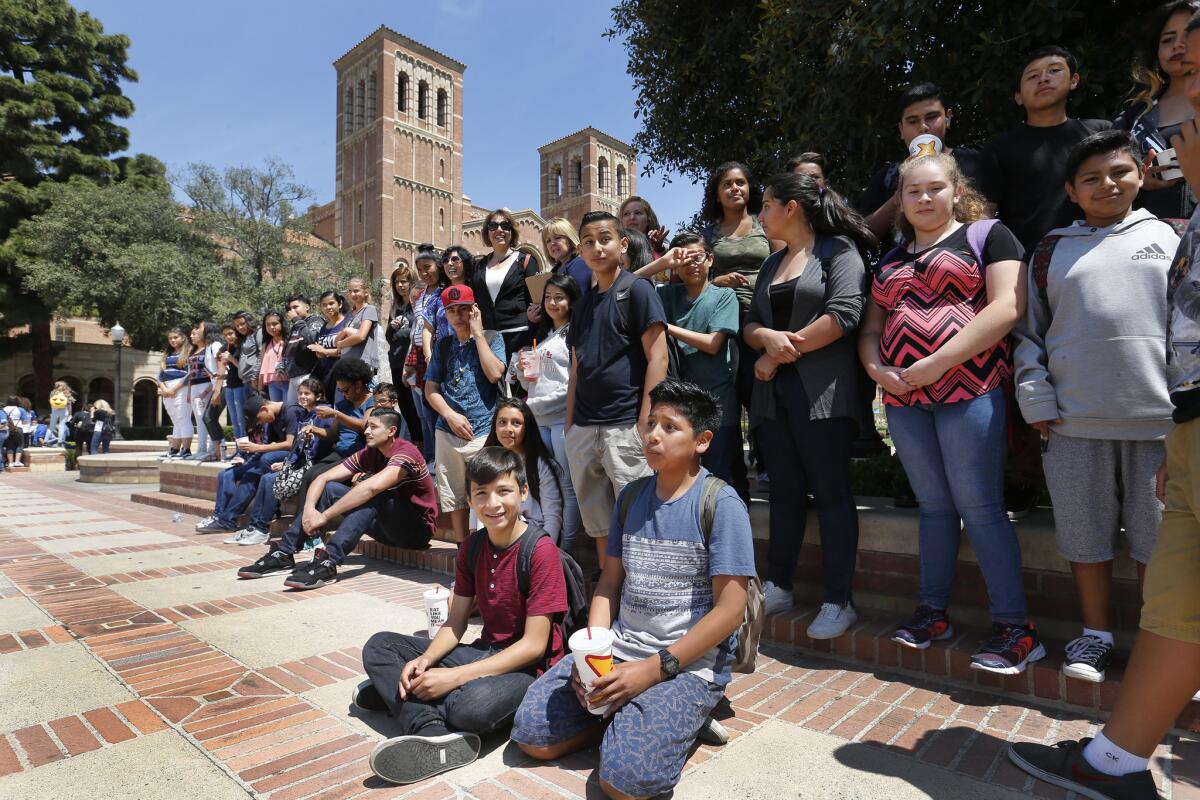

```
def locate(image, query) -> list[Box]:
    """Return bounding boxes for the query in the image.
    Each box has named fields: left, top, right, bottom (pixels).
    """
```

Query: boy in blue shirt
left=424, top=285, right=507, bottom=541
left=513, top=379, right=756, bottom=800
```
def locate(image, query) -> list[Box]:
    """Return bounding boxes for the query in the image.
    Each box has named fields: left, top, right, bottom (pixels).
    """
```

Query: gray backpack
left=618, top=474, right=765, bottom=673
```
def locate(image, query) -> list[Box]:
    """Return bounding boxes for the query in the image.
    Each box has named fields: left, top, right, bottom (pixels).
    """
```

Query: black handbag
left=272, top=435, right=311, bottom=502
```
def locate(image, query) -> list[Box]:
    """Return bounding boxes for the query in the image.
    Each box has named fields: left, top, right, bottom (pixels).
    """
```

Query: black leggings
left=203, top=402, right=225, bottom=452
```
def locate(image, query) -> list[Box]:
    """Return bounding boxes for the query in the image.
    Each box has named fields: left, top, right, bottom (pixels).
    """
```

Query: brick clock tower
left=539, top=128, right=637, bottom=230
left=331, top=26, right=466, bottom=281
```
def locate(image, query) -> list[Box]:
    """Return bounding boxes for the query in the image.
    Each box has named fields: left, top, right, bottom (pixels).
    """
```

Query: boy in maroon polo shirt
left=357, top=446, right=568, bottom=785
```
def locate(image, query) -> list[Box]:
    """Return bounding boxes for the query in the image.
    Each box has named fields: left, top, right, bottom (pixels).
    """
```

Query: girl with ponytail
left=743, top=171, right=873, bottom=639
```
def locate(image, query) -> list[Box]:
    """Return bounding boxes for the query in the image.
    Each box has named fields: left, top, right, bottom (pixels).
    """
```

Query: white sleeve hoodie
left=1013, top=208, right=1177, bottom=440
left=517, top=324, right=571, bottom=427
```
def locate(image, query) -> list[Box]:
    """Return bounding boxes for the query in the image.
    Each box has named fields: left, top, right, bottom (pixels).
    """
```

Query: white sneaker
left=236, top=527, right=269, bottom=546
left=194, top=515, right=217, bottom=530
left=806, top=602, right=857, bottom=640
left=762, top=581, right=795, bottom=616
left=223, top=527, right=267, bottom=546
left=696, top=716, right=729, bottom=746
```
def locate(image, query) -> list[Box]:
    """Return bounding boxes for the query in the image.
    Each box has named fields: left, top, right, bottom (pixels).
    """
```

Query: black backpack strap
left=466, top=528, right=488, bottom=575
left=515, top=525, right=550, bottom=596
left=1029, top=235, right=1062, bottom=305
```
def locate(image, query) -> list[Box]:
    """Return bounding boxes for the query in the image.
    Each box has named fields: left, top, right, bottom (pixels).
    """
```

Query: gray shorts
left=1041, top=431, right=1164, bottom=564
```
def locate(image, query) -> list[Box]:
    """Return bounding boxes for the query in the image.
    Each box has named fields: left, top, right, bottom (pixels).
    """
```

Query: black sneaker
left=1063, top=634, right=1114, bottom=683
left=971, top=621, right=1046, bottom=675
left=892, top=605, right=953, bottom=649
left=283, top=551, right=337, bottom=590
left=1008, top=738, right=1161, bottom=800
left=369, top=732, right=480, bottom=784
left=237, top=550, right=295, bottom=579
left=351, top=679, right=389, bottom=713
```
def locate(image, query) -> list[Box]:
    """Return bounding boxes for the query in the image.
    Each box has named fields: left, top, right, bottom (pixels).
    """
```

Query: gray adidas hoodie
left=1014, top=208, right=1178, bottom=440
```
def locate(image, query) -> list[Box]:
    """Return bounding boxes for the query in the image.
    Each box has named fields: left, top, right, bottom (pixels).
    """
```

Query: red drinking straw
left=587, top=626, right=592, bottom=640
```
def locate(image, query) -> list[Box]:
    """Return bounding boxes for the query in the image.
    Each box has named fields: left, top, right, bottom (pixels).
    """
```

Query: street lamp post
left=111, top=323, right=125, bottom=440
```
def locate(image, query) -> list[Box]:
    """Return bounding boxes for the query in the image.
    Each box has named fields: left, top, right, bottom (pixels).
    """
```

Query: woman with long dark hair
left=515, top=272, right=582, bottom=551
left=426, top=245, right=473, bottom=347
left=746, top=171, right=875, bottom=639
left=308, top=290, right=348, bottom=397
left=386, top=263, right=423, bottom=450
left=185, top=320, right=224, bottom=461
left=1117, top=0, right=1200, bottom=218
left=157, top=327, right=193, bottom=459
left=859, top=153, right=1039, bottom=675
left=484, top=396, right=565, bottom=545
left=257, top=311, right=289, bottom=402
left=470, top=208, right=539, bottom=355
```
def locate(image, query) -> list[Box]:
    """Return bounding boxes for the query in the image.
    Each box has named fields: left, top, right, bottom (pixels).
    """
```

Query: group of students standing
left=125, top=15, right=1200, bottom=799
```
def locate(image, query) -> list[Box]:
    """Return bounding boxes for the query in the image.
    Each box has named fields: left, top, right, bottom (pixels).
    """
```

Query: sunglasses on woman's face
left=443, top=255, right=463, bottom=263
left=486, top=221, right=513, bottom=231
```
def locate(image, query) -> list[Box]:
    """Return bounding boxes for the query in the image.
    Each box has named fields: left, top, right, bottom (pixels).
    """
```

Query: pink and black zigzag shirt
left=871, top=222, right=1025, bottom=407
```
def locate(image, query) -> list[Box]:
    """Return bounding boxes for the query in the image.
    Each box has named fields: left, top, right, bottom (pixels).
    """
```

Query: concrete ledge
left=108, top=439, right=170, bottom=454
left=15, top=448, right=67, bottom=473
left=77, top=453, right=164, bottom=484
left=157, top=460, right=231, bottom=500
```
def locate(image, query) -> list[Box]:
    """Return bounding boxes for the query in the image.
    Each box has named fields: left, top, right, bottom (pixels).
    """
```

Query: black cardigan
left=470, top=252, right=538, bottom=332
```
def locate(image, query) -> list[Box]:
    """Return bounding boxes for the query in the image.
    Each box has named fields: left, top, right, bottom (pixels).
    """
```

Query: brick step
left=763, top=605, right=1200, bottom=734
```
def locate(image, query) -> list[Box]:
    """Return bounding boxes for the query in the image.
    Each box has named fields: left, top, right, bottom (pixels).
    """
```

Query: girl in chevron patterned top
left=858, top=151, right=1043, bottom=676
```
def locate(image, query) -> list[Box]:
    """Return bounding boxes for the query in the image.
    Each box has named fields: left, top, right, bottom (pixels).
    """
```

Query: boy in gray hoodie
left=1014, top=130, right=1181, bottom=684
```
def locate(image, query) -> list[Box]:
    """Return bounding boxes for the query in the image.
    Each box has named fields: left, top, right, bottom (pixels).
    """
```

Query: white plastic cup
left=1155, top=148, right=1185, bottom=182
left=568, top=627, right=615, bottom=716
left=423, top=585, right=449, bottom=638
left=520, top=347, right=540, bottom=380
left=908, top=134, right=944, bottom=157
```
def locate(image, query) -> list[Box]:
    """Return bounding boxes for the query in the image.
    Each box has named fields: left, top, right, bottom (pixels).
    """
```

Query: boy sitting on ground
left=355, top=446, right=568, bottom=785
left=512, top=379, right=755, bottom=800
left=235, top=409, right=437, bottom=588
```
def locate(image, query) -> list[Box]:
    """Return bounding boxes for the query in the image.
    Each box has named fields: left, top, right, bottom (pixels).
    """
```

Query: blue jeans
left=539, top=423, right=580, bottom=552
left=213, top=451, right=287, bottom=528
left=755, top=370, right=859, bottom=603
left=249, top=470, right=281, bottom=531
left=362, top=633, right=534, bottom=735
left=223, top=386, right=247, bottom=438
left=885, top=388, right=1028, bottom=624
left=0, top=429, right=7, bottom=470
left=265, top=381, right=288, bottom=402
left=412, top=388, right=437, bottom=463
left=278, top=480, right=434, bottom=563
left=90, top=430, right=112, bottom=454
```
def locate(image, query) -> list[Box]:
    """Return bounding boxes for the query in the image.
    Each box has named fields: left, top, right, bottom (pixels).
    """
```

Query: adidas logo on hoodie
left=1132, top=243, right=1171, bottom=261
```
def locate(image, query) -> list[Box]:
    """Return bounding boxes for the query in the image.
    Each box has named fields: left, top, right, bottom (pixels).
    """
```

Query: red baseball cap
left=440, top=285, right=475, bottom=308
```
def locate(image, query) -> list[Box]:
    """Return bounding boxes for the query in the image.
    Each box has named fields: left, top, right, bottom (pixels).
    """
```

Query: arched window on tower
left=597, top=157, right=609, bottom=193
left=397, top=72, right=408, bottom=112
left=439, top=158, right=445, bottom=181
left=569, top=158, right=582, bottom=196
left=436, top=89, right=447, bottom=127
left=418, top=80, right=429, bottom=120
left=343, top=87, right=354, bottom=134
left=616, top=164, right=628, bottom=196
left=439, top=208, right=445, bottom=230
left=367, top=73, right=377, bottom=119
left=355, top=81, right=365, bottom=129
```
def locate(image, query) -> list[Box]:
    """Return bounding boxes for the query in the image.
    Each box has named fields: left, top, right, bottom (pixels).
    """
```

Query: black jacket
left=470, top=252, right=537, bottom=333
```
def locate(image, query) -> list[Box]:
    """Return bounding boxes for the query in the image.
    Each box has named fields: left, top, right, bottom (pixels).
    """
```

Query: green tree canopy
left=0, top=0, right=139, bottom=402
left=609, top=0, right=1161, bottom=219
left=16, top=177, right=231, bottom=349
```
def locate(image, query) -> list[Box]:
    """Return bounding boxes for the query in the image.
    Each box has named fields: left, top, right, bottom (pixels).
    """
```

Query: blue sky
left=75, top=0, right=701, bottom=230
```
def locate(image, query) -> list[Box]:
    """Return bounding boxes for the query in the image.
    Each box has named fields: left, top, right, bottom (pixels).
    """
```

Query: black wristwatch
left=657, top=649, right=680, bottom=680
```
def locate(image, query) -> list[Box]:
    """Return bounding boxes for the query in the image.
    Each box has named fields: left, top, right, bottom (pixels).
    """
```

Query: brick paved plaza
left=0, top=472, right=1196, bottom=799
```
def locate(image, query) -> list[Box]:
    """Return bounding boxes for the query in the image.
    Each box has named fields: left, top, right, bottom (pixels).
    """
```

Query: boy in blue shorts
left=512, top=379, right=755, bottom=800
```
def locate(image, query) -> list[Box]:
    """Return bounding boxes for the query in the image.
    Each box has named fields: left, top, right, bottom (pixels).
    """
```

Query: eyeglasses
left=443, top=255, right=463, bottom=263
left=486, top=221, right=513, bottom=232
